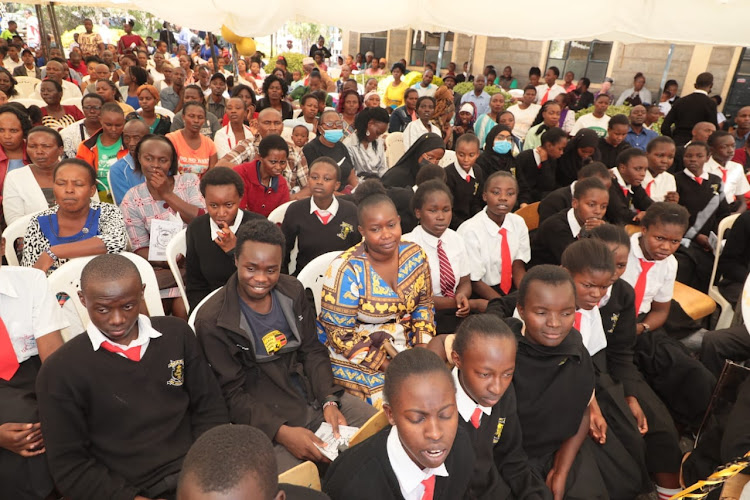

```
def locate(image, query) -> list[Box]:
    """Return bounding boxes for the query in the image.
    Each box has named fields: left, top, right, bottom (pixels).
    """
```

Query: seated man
left=177, top=424, right=329, bottom=500
left=194, top=219, right=376, bottom=473
left=36, top=254, right=229, bottom=500
left=0, top=237, right=66, bottom=500
left=108, top=117, right=148, bottom=204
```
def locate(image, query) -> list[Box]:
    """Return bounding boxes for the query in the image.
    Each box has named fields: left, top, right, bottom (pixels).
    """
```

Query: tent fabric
left=30, top=0, right=750, bottom=45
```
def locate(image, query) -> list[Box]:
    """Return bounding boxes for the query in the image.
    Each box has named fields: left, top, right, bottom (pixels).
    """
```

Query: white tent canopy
left=28, top=0, right=750, bottom=46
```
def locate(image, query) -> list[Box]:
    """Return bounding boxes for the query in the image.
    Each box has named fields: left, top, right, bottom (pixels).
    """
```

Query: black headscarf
left=555, top=128, right=601, bottom=187
left=475, top=124, right=516, bottom=178
left=381, top=132, right=445, bottom=188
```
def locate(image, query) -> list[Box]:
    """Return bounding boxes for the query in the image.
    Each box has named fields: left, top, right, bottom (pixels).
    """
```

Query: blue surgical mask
left=323, top=129, right=343, bottom=143
left=493, top=140, right=512, bottom=155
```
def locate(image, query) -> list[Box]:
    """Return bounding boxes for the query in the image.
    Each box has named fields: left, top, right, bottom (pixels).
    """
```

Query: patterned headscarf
left=431, top=85, right=455, bottom=148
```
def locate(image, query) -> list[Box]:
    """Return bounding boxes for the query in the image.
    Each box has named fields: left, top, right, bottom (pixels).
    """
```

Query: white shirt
left=615, top=87, right=653, bottom=106
left=611, top=167, right=631, bottom=194
left=86, top=314, right=162, bottom=359
left=214, top=124, right=255, bottom=160
left=3, top=57, right=22, bottom=70
left=386, top=426, right=449, bottom=500
left=403, top=226, right=469, bottom=297
left=208, top=210, right=244, bottom=241
left=682, top=167, right=710, bottom=184
left=576, top=306, right=607, bottom=356
left=0, top=267, right=68, bottom=364
left=453, top=162, right=476, bottom=182
left=457, top=210, right=530, bottom=288
left=621, top=233, right=677, bottom=315
left=310, top=196, right=340, bottom=219
left=403, top=120, right=441, bottom=151
left=705, top=157, right=750, bottom=204
left=453, top=367, right=492, bottom=424
left=60, top=119, right=92, bottom=159
left=149, top=67, right=166, bottom=82
left=535, top=83, right=566, bottom=104
left=570, top=113, right=611, bottom=138
left=642, top=170, right=677, bottom=203
left=507, top=103, right=541, bottom=141
left=566, top=208, right=582, bottom=238
left=412, top=83, right=437, bottom=98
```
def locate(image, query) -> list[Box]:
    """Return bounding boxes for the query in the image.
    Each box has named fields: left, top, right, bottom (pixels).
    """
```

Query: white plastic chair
left=188, top=287, right=221, bottom=332
left=439, top=149, right=457, bottom=168
left=707, top=213, right=741, bottom=329
left=268, top=200, right=294, bottom=225
left=138, top=106, right=175, bottom=119
left=11, top=97, right=45, bottom=109
left=61, top=97, right=83, bottom=112
left=14, top=81, right=37, bottom=98
left=166, top=229, right=189, bottom=313
left=1, top=211, right=39, bottom=265
left=47, top=252, right=165, bottom=331
left=296, top=251, right=340, bottom=315
left=15, top=76, right=40, bottom=85
left=385, top=132, right=405, bottom=168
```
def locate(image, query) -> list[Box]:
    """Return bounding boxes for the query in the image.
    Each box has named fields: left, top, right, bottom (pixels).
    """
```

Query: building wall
left=706, top=45, right=736, bottom=98
left=345, top=32, right=359, bottom=57
left=388, top=29, right=409, bottom=65
left=483, top=37, right=545, bottom=85
left=608, top=43, right=694, bottom=98
left=453, top=33, right=473, bottom=69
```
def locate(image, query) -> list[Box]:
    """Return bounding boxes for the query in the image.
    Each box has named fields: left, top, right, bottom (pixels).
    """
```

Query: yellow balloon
left=221, top=25, right=242, bottom=44
left=236, top=37, right=257, bottom=57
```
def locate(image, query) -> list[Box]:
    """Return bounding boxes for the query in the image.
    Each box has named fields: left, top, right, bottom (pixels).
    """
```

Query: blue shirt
left=624, top=126, right=658, bottom=152
left=460, top=91, right=491, bottom=117
left=108, top=153, right=144, bottom=204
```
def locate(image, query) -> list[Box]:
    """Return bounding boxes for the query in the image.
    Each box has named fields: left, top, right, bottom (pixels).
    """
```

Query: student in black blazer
left=446, top=134, right=485, bottom=229
left=606, top=148, right=653, bottom=225
left=516, top=127, right=567, bottom=206
left=538, top=161, right=611, bottom=223
left=324, top=348, right=475, bottom=500
left=661, top=73, right=718, bottom=147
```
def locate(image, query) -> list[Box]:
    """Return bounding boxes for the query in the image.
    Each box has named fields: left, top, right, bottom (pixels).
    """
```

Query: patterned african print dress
left=316, top=241, right=435, bottom=406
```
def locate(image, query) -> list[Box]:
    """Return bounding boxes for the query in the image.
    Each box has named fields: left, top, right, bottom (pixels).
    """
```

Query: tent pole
left=46, top=3, right=63, bottom=55
left=208, top=31, right=218, bottom=73
left=34, top=4, right=49, bottom=57
left=659, top=44, right=675, bottom=94
left=467, top=35, right=476, bottom=77
left=231, top=43, right=239, bottom=81
left=436, top=32, right=446, bottom=72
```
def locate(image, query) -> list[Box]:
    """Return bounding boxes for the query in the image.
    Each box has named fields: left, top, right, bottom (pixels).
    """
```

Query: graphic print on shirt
left=337, top=222, right=354, bottom=240
left=493, top=417, right=506, bottom=444
left=167, top=359, right=184, bottom=386
left=262, top=329, right=288, bottom=354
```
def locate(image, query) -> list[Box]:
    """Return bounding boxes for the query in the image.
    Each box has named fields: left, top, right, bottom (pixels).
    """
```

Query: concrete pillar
left=682, top=44, right=713, bottom=94
left=471, top=35, right=487, bottom=75
left=719, top=46, right=743, bottom=108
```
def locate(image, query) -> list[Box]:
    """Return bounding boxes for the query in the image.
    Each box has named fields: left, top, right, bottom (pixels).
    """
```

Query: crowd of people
left=2, top=19, right=750, bottom=500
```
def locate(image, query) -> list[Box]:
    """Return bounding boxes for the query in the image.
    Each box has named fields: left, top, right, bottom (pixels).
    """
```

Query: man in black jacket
left=661, top=72, right=718, bottom=147
left=194, top=219, right=376, bottom=473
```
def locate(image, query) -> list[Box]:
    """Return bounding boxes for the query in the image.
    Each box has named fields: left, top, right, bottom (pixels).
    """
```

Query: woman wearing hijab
left=475, top=124, right=517, bottom=179
left=380, top=132, right=445, bottom=188
left=555, top=128, right=601, bottom=187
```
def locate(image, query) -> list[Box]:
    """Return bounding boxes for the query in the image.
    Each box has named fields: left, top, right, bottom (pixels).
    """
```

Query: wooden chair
left=278, top=461, right=321, bottom=491
left=673, top=281, right=717, bottom=321
left=624, top=224, right=642, bottom=236
left=515, top=202, right=540, bottom=231
left=348, top=409, right=389, bottom=448
left=707, top=213, right=741, bottom=329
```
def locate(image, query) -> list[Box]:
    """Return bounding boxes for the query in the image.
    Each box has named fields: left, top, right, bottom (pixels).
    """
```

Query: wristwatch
left=323, top=395, right=341, bottom=410
left=639, top=322, right=651, bottom=333
left=45, top=247, right=58, bottom=261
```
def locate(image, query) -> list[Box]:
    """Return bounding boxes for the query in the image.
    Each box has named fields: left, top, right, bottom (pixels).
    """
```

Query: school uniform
left=674, top=168, right=731, bottom=292
left=704, top=157, right=750, bottom=209
left=622, top=233, right=716, bottom=430
left=598, top=137, right=631, bottom=168
left=599, top=280, right=683, bottom=476
left=0, top=267, right=68, bottom=500
left=323, top=425, right=476, bottom=500
left=457, top=209, right=530, bottom=294
left=452, top=368, right=550, bottom=500
left=280, top=197, right=361, bottom=275
left=642, top=169, right=677, bottom=203
left=516, top=149, right=557, bottom=205
left=185, top=210, right=265, bottom=310
left=403, top=225, right=469, bottom=334
left=538, top=183, right=574, bottom=223
left=445, top=163, right=485, bottom=230
left=605, top=167, right=653, bottom=225
left=529, top=209, right=579, bottom=267
left=716, top=211, right=750, bottom=304
left=36, top=315, right=229, bottom=500
left=701, top=324, right=750, bottom=377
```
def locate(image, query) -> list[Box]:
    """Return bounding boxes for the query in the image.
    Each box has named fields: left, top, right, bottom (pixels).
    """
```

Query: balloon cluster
left=221, top=25, right=256, bottom=56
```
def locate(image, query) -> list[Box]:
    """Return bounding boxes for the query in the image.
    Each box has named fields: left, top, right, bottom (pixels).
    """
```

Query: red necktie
left=621, top=185, right=630, bottom=197
left=633, top=259, right=655, bottom=314
left=100, top=341, right=141, bottom=361
left=498, top=228, right=512, bottom=294
left=695, top=177, right=703, bottom=185
left=315, top=210, right=332, bottom=225
left=0, top=317, right=20, bottom=381
left=470, top=407, right=482, bottom=429
left=719, top=168, right=727, bottom=183
left=437, top=240, right=456, bottom=298
left=645, top=180, right=654, bottom=197
left=540, top=87, right=551, bottom=104
left=421, top=475, right=436, bottom=500
left=466, top=175, right=471, bottom=183
left=574, top=311, right=582, bottom=331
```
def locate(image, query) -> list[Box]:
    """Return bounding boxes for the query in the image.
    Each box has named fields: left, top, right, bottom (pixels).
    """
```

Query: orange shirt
left=166, top=131, right=217, bottom=177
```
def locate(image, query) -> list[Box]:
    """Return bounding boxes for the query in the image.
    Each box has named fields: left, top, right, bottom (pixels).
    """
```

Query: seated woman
left=317, top=180, right=435, bottom=405
left=338, top=89, right=363, bottom=138
left=0, top=67, right=19, bottom=101
left=380, top=132, right=445, bottom=189
left=226, top=84, right=258, bottom=128
left=474, top=124, right=516, bottom=180
left=473, top=93, right=506, bottom=148
left=255, top=75, right=292, bottom=120
left=166, top=102, right=218, bottom=177
left=451, top=102, right=476, bottom=145
left=20, top=158, right=127, bottom=274
left=554, top=92, right=576, bottom=134
left=39, top=79, right=84, bottom=132
left=516, top=127, right=568, bottom=206
left=522, top=101, right=562, bottom=151
left=363, top=91, right=381, bottom=109
left=387, top=88, right=417, bottom=133
left=402, top=96, right=441, bottom=150
left=129, top=84, right=171, bottom=135
left=120, top=134, right=206, bottom=319
left=214, top=97, right=254, bottom=160
left=280, top=157, right=360, bottom=275
left=555, top=128, right=601, bottom=187
left=235, top=134, right=290, bottom=217
left=383, top=62, right=408, bottom=110
left=95, top=79, right=135, bottom=115
left=122, top=66, right=149, bottom=110
left=0, top=104, right=31, bottom=224
left=343, top=107, right=390, bottom=178
left=184, top=166, right=263, bottom=310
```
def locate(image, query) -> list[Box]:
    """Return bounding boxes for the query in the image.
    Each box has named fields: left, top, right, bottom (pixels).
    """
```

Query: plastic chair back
left=708, top=213, right=741, bottom=329
left=61, top=97, right=83, bottom=111
left=268, top=200, right=294, bottom=225
left=11, top=97, right=45, bottom=109
left=1, top=211, right=39, bottom=265
left=14, top=81, right=37, bottom=98
left=385, top=131, right=404, bottom=168
left=166, top=229, right=188, bottom=313
left=296, top=251, right=340, bottom=315
left=439, top=149, right=456, bottom=168
left=515, top=202, right=540, bottom=232
left=188, top=287, right=221, bottom=332
left=278, top=461, right=321, bottom=491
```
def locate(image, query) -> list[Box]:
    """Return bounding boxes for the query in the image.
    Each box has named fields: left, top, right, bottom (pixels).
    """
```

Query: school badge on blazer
left=711, top=183, right=720, bottom=196
left=337, top=222, right=354, bottom=240
left=606, top=313, right=620, bottom=335
left=167, top=359, right=184, bottom=386
left=493, top=417, right=506, bottom=444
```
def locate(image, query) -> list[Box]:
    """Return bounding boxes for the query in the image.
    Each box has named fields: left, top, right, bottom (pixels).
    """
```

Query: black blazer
left=538, top=185, right=572, bottom=223
left=661, top=92, right=718, bottom=147
left=529, top=210, right=576, bottom=267
left=516, top=149, right=557, bottom=205
left=605, top=180, right=653, bottom=225
left=324, top=426, right=475, bottom=500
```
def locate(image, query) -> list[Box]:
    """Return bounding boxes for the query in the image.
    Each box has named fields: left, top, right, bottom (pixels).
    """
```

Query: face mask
left=493, top=140, right=512, bottom=155
left=323, top=129, right=343, bottom=143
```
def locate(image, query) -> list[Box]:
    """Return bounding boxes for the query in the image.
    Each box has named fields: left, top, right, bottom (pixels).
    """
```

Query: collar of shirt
left=0, top=274, right=19, bottom=298
left=411, top=225, right=440, bottom=251
left=209, top=210, right=244, bottom=240
left=454, top=162, right=475, bottom=180
left=576, top=306, right=608, bottom=356
left=630, top=233, right=653, bottom=266
left=599, top=284, right=614, bottom=307
left=705, top=156, right=730, bottom=175
left=480, top=208, right=511, bottom=236
left=386, top=426, right=449, bottom=499
left=123, top=152, right=136, bottom=171
left=569, top=180, right=577, bottom=196
left=643, top=169, right=655, bottom=185
left=256, top=161, right=279, bottom=190
left=682, top=167, right=709, bottom=181
left=532, top=149, right=542, bottom=167
left=453, top=367, right=492, bottom=422
left=566, top=208, right=582, bottom=238
left=310, top=196, right=339, bottom=218
left=693, top=89, right=708, bottom=96
left=611, top=167, right=631, bottom=192
left=87, top=314, right=162, bottom=353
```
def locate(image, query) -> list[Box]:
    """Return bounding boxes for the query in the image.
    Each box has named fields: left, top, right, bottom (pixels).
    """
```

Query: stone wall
left=483, top=37, right=545, bottom=86
left=387, top=29, right=409, bottom=66
left=706, top=46, right=735, bottom=98
left=452, top=33, right=473, bottom=69
left=608, top=43, right=693, bottom=99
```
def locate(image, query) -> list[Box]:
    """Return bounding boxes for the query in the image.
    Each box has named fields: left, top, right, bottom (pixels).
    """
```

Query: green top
left=96, top=136, right=123, bottom=190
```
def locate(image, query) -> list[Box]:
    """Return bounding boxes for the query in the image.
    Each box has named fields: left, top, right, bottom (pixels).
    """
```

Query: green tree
left=287, top=22, right=329, bottom=54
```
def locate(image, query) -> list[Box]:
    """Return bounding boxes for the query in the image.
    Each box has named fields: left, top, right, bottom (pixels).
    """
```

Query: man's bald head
left=692, top=121, right=717, bottom=143
left=122, top=119, right=149, bottom=154
left=257, top=108, right=283, bottom=137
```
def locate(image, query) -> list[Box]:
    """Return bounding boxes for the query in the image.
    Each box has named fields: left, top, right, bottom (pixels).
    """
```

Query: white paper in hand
left=148, top=218, right=183, bottom=261
left=314, top=422, right=359, bottom=461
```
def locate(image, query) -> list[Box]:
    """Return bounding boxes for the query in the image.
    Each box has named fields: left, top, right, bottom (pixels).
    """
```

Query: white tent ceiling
left=33, top=0, right=750, bottom=46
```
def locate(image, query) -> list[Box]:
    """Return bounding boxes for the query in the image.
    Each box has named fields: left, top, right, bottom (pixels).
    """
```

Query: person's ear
left=274, top=490, right=286, bottom=500
left=383, top=403, right=396, bottom=426
left=450, top=349, right=461, bottom=369
left=78, top=290, right=87, bottom=308
left=334, top=180, right=341, bottom=192
left=571, top=198, right=579, bottom=211
left=414, top=208, right=422, bottom=222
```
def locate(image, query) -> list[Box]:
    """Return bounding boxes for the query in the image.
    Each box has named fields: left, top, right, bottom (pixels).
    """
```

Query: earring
left=366, top=130, right=370, bottom=136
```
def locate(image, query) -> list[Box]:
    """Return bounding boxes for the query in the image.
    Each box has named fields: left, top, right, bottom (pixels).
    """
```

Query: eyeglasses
left=321, top=121, right=344, bottom=128
left=83, top=106, right=102, bottom=111
left=266, top=159, right=288, bottom=166
left=496, top=135, right=512, bottom=142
